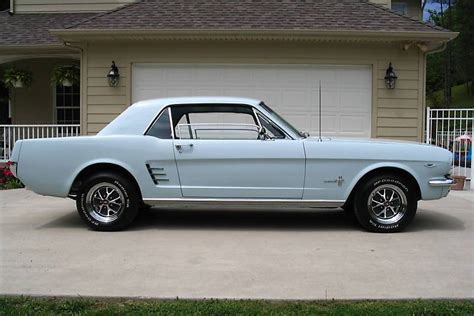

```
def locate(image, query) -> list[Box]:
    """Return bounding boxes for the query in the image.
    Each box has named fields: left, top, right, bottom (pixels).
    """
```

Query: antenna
left=318, top=80, right=322, bottom=142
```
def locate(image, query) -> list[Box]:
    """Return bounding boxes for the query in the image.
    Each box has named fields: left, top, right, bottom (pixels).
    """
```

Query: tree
left=455, top=0, right=474, bottom=96
left=0, top=0, right=9, bottom=11
left=426, top=0, right=473, bottom=106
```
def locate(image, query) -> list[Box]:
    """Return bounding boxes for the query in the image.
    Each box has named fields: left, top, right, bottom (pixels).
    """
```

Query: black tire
left=76, top=172, right=140, bottom=231
left=342, top=202, right=356, bottom=222
left=342, top=201, right=354, bottom=214
left=353, top=173, right=417, bottom=233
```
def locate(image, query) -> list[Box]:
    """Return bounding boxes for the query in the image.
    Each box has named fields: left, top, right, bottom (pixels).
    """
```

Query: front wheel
left=76, top=172, right=139, bottom=231
left=353, top=174, right=418, bottom=233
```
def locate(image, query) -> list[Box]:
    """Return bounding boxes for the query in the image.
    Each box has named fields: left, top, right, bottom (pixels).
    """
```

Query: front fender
left=343, top=162, right=422, bottom=200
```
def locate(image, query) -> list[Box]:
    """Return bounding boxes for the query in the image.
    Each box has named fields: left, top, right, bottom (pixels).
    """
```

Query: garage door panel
left=340, top=92, right=371, bottom=112
left=284, top=114, right=311, bottom=133
left=165, top=67, right=195, bottom=82
left=320, top=115, right=338, bottom=135
left=282, top=89, right=311, bottom=108
left=222, top=88, right=257, bottom=98
left=253, top=89, right=282, bottom=106
left=132, top=64, right=372, bottom=138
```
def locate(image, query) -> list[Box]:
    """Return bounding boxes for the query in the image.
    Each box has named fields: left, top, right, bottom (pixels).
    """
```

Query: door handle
left=175, top=143, right=193, bottom=153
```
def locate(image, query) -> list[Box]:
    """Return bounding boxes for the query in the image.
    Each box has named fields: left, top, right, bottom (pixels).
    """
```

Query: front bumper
left=429, top=177, right=455, bottom=187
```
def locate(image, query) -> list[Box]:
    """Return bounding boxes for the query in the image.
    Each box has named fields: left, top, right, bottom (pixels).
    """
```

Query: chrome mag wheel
left=367, top=184, right=407, bottom=225
left=85, top=182, right=125, bottom=223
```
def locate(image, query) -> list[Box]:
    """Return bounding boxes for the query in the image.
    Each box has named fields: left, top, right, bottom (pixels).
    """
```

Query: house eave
left=0, top=44, right=76, bottom=54
left=50, top=29, right=459, bottom=43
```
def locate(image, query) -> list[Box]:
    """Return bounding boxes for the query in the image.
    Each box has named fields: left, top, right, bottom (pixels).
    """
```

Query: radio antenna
left=318, top=80, right=322, bottom=142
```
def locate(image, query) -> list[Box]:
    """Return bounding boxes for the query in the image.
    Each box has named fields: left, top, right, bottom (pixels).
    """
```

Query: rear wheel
left=353, top=174, right=417, bottom=233
left=76, top=172, right=139, bottom=231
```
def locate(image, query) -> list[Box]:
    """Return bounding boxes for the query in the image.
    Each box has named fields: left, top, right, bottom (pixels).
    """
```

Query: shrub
left=0, top=162, right=24, bottom=190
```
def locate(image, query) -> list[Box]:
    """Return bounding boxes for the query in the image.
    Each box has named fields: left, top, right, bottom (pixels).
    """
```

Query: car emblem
left=324, top=176, right=344, bottom=186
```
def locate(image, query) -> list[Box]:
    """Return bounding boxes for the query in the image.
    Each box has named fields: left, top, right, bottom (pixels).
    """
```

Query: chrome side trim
left=142, top=198, right=344, bottom=208
left=429, top=178, right=455, bottom=187
left=168, top=107, right=175, bottom=139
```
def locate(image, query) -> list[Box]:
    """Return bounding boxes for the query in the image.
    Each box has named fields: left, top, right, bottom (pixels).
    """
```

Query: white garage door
left=132, top=64, right=372, bottom=138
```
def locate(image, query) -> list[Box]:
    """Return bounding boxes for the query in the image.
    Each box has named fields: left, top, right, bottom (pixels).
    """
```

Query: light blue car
left=9, top=97, right=454, bottom=232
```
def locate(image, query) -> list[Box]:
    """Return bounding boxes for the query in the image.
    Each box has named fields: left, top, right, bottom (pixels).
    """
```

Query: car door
left=171, top=104, right=305, bottom=199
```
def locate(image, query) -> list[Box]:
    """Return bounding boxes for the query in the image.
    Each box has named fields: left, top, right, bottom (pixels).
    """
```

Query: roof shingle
left=66, top=0, right=448, bottom=33
left=0, top=11, right=95, bottom=46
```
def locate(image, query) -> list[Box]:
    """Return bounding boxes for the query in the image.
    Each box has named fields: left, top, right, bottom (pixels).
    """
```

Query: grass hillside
left=429, top=83, right=474, bottom=108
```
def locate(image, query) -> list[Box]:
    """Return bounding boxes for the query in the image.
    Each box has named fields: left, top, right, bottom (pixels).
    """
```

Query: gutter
left=49, top=28, right=459, bottom=43
left=0, top=44, right=77, bottom=54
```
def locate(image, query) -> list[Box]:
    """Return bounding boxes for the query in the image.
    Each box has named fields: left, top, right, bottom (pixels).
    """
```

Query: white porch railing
left=1, top=124, right=81, bottom=161
left=425, top=107, right=473, bottom=188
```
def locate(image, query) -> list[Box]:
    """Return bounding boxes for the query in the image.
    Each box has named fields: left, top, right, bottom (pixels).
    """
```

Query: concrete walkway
left=0, top=189, right=473, bottom=300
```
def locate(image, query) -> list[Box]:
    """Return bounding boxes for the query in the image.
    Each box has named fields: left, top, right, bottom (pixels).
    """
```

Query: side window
left=257, top=113, right=286, bottom=139
left=173, top=105, right=260, bottom=140
left=146, top=108, right=172, bottom=139
left=189, top=112, right=255, bottom=125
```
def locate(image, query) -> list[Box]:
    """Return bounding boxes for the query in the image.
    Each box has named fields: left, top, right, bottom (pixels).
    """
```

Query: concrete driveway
left=0, top=188, right=473, bottom=300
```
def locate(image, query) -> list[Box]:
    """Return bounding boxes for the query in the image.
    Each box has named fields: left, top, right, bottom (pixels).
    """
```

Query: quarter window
left=257, top=113, right=286, bottom=139
left=146, top=108, right=172, bottom=139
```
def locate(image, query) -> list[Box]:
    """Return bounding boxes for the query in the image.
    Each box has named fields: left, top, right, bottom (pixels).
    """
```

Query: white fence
left=425, top=107, right=473, bottom=187
left=0, top=124, right=81, bottom=161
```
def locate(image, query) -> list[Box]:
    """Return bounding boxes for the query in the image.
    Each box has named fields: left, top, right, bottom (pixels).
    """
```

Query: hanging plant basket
left=2, top=68, right=33, bottom=89
left=51, top=65, right=80, bottom=87
left=61, top=78, right=73, bottom=87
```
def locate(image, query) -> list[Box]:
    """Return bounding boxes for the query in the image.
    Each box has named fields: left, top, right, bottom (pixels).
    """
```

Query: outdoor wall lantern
left=384, top=62, right=398, bottom=89
left=107, top=61, right=120, bottom=87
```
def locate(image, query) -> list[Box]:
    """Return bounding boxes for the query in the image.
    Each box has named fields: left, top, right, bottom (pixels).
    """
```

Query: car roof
left=98, top=96, right=263, bottom=137
left=133, top=96, right=262, bottom=109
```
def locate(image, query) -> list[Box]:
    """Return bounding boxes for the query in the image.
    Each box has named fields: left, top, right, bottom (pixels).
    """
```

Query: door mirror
left=301, top=131, right=310, bottom=138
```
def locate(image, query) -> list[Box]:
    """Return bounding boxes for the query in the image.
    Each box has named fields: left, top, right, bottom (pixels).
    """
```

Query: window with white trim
left=55, top=85, right=80, bottom=124
left=392, top=2, right=408, bottom=15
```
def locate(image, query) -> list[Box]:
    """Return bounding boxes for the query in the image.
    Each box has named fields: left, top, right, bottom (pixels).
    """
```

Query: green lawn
left=1, top=296, right=473, bottom=315
left=430, top=83, right=474, bottom=108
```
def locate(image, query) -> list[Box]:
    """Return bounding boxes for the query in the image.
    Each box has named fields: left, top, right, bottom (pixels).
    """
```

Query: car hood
left=302, top=136, right=453, bottom=164
left=305, top=136, right=427, bottom=146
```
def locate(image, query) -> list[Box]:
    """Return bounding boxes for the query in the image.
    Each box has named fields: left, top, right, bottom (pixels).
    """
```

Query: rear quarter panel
left=17, top=135, right=180, bottom=198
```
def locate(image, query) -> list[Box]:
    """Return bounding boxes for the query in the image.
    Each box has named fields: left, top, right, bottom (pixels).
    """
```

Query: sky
left=423, top=2, right=442, bottom=21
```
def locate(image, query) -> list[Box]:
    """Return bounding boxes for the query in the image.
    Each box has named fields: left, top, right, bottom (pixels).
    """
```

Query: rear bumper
left=7, top=161, right=17, bottom=178
left=429, top=177, right=455, bottom=187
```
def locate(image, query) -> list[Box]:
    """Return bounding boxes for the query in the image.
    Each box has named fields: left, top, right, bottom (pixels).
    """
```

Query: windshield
left=259, top=102, right=307, bottom=138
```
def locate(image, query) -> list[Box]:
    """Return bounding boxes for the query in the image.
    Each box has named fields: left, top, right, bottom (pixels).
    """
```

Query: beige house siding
left=82, top=41, right=424, bottom=141
left=406, top=0, right=422, bottom=20
left=13, top=0, right=136, bottom=13
left=10, top=58, right=78, bottom=124
left=371, top=0, right=421, bottom=19
left=369, top=0, right=391, bottom=7
left=12, top=0, right=395, bottom=13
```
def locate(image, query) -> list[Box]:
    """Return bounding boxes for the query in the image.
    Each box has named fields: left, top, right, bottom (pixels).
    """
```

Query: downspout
left=426, top=42, right=448, bottom=55
left=9, top=0, right=14, bottom=15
